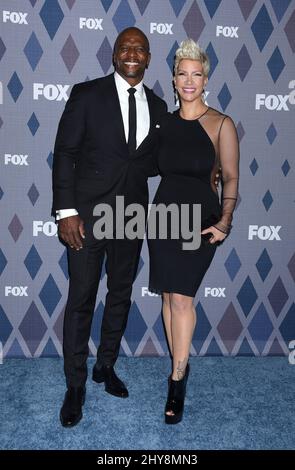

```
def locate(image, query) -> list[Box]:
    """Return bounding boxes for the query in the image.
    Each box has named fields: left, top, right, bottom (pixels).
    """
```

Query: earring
left=202, top=88, right=207, bottom=104
left=174, top=88, right=179, bottom=107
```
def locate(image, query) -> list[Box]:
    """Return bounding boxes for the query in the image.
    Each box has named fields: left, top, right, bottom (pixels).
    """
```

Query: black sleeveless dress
left=148, top=109, right=224, bottom=297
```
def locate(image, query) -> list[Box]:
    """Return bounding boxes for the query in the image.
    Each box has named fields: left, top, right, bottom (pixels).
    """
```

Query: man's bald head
left=113, top=27, right=151, bottom=86
left=114, top=27, right=150, bottom=54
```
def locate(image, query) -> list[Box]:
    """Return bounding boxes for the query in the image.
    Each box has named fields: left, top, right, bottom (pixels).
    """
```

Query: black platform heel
left=165, top=363, right=190, bottom=425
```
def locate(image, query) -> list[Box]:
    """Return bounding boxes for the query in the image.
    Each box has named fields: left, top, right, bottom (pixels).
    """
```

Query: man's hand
left=58, top=215, right=85, bottom=250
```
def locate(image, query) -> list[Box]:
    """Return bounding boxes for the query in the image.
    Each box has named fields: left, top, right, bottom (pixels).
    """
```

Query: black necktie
left=127, top=87, right=137, bottom=154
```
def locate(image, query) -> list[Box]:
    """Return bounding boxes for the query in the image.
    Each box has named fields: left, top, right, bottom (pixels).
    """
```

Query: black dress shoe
left=92, top=364, right=128, bottom=398
left=165, top=363, right=190, bottom=425
left=60, top=386, right=86, bottom=427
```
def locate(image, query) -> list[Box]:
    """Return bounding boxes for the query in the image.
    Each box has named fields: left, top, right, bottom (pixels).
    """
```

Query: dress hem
left=148, top=285, right=195, bottom=298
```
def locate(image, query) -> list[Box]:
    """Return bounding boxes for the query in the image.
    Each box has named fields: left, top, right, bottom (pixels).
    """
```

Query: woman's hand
left=201, top=225, right=227, bottom=244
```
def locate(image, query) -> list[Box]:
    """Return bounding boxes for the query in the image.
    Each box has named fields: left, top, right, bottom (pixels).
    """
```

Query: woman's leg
left=165, top=293, right=196, bottom=417
left=162, top=292, right=173, bottom=353
left=170, top=293, right=196, bottom=379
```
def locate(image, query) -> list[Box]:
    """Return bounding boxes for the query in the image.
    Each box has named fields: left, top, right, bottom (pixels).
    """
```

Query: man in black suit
left=52, top=27, right=167, bottom=427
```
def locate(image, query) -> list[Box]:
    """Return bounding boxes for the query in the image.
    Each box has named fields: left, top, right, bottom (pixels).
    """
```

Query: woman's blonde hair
left=174, top=39, right=210, bottom=77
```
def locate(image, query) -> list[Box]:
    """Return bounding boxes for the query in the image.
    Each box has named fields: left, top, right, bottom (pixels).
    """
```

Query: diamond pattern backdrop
left=1, top=0, right=295, bottom=358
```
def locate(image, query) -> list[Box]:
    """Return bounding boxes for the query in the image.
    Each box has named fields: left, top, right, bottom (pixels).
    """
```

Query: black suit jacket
left=52, top=73, right=167, bottom=221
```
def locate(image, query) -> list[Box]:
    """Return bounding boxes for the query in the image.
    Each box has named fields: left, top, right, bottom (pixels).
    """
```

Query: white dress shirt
left=56, top=72, right=150, bottom=220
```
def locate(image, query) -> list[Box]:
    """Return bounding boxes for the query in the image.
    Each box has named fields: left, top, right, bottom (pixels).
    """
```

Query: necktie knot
left=128, top=87, right=136, bottom=96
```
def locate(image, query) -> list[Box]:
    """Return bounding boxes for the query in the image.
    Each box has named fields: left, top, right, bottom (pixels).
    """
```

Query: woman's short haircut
left=174, top=39, right=210, bottom=77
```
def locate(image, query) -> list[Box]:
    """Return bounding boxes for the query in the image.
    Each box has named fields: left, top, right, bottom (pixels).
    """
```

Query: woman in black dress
left=148, top=39, right=240, bottom=424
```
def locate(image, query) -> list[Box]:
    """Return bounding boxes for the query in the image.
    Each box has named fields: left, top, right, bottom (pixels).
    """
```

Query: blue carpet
left=0, top=357, right=294, bottom=450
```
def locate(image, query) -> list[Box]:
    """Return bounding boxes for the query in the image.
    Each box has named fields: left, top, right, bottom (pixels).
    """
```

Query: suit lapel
left=135, top=85, right=155, bottom=154
left=105, top=74, right=128, bottom=152
left=145, top=85, right=155, bottom=130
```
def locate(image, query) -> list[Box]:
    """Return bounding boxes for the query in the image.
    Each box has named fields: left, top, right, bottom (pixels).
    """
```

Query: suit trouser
left=63, top=222, right=143, bottom=388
